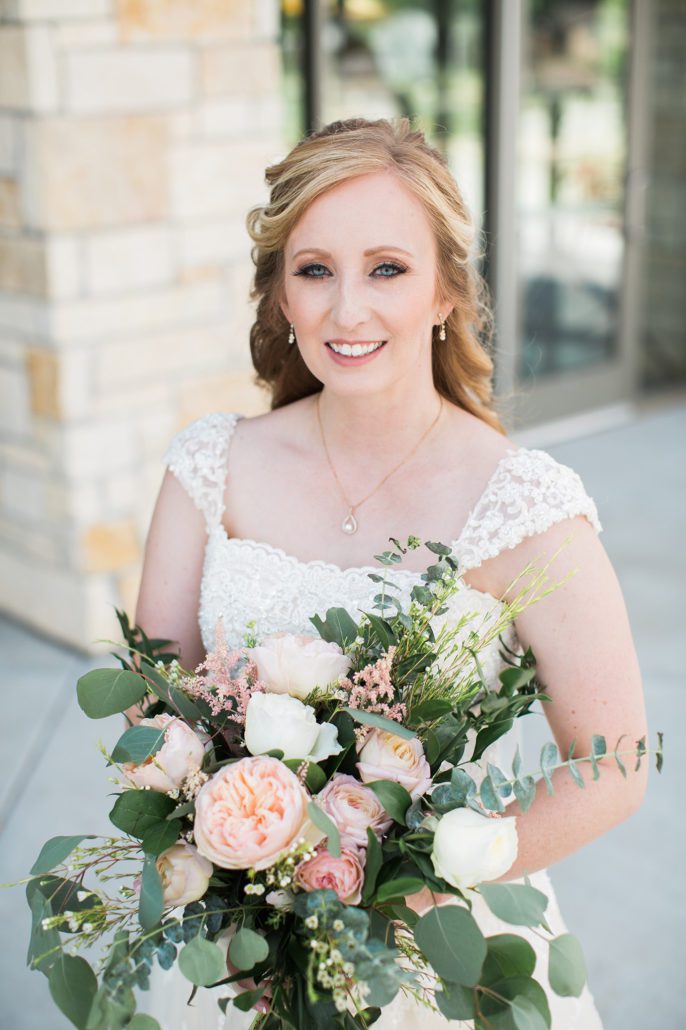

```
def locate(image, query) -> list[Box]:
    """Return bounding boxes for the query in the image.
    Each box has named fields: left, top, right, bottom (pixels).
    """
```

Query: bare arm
left=477, top=515, right=648, bottom=878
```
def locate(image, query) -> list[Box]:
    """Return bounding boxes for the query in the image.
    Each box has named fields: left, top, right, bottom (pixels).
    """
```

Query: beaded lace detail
left=163, top=412, right=601, bottom=655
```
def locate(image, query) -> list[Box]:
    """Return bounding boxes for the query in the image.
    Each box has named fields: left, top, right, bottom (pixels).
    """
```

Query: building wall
left=0, top=0, right=281, bottom=650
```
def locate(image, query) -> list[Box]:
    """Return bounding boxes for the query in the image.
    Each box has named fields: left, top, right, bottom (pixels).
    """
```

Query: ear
left=279, top=296, right=291, bottom=324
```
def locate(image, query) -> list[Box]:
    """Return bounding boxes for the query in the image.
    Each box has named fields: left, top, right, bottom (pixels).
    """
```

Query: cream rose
left=156, top=842, right=213, bottom=908
left=316, top=773, right=392, bottom=848
left=431, top=807, right=518, bottom=890
left=122, top=714, right=205, bottom=793
left=194, top=755, right=322, bottom=870
left=248, top=633, right=351, bottom=701
left=244, top=692, right=341, bottom=762
left=356, top=729, right=432, bottom=800
left=295, top=846, right=365, bottom=905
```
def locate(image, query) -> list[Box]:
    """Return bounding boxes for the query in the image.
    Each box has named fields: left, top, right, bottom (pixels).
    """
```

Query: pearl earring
left=288, top=323, right=295, bottom=346
left=438, top=315, right=446, bottom=342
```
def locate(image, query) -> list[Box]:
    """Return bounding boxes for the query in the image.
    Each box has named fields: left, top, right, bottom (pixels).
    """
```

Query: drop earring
left=288, top=323, right=295, bottom=346
left=438, top=315, right=446, bottom=342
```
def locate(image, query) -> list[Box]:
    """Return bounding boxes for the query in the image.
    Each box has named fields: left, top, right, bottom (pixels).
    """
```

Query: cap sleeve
left=162, top=412, right=242, bottom=530
left=454, top=447, right=602, bottom=572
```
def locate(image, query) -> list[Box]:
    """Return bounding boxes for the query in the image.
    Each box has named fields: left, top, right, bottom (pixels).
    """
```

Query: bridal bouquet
left=24, top=538, right=660, bottom=1030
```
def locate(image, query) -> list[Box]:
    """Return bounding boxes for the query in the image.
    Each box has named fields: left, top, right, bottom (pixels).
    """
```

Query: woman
left=136, top=118, right=646, bottom=1028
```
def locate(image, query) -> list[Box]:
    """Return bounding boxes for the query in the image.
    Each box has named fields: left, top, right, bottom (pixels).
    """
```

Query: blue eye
left=372, top=262, right=406, bottom=278
left=295, top=263, right=330, bottom=278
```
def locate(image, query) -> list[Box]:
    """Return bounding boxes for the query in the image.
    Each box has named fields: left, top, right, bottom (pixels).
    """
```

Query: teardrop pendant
left=341, top=511, right=358, bottom=535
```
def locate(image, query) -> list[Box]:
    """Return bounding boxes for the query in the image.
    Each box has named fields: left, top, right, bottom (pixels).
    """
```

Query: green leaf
left=414, top=905, right=486, bottom=986
left=31, top=835, right=93, bottom=876
left=410, top=698, right=454, bottom=722
left=567, top=759, right=585, bottom=789
left=512, top=747, right=522, bottom=779
left=361, top=827, right=383, bottom=904
left=76, top=667, right=147, bottom=719
left=450, top=767, right=477, bottom=804
left=342, top=707, right=415, bottom=740
left=48, top=955, right=97, bottom=1029
left=141, top=819, right=182, bottom=857
left=179, top=936, right=227, bottom=985
left=365, top=780, right=413, bottom=825
left=480, top=775, right=505, bottom=813
left=233, top=987, right=266, bottom=1012
left=364, top=612, right=397, bottom=650
left=479, top=883, right=549, bottom=927
left=138, top=855, right=163, bottom=931
left=111, top=726, right=166, bottom=765
left=656, top=731, right=664, bottom=773
left=539, top=743, right=559, bottom=795
left=375, top=877, right=425, bottom=905
left=283, top=759, right=327, bottom=794
left=109, top=789, right=176, bottom=839
left=435, top=982, right=475, bottom=1020
left=308, top=801, right=340, bottom=857
left=229, top=927, right=270, bottom=972
left=487, top=764, right=513, bottom=798
left=513, top=775, right=537, bottom=811
left=511, top=995, right=550, bottom=1030
left=309, top=607, right=359, bottom=648
left=32, top=874, right=100, bottom=917
left=129, top=1017, right=162, bottom=1030
left=548, top=934, right=586, bottom=997
left=26, top=888, right=60, bottom=975
left=480, top=975, right=551, bottom=1028
left=485, top=934, right=536, bottom=979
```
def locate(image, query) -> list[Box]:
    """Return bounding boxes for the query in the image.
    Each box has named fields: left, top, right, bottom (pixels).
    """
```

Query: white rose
left=356, top=729, right=432, bottom=800
left=156, top=842, right=213, bottom=908
left=122, top=714, right=205, bottom=793
left=244, top=692, right=341, bottom=762
left=248, top=633, right=351, bottom=701
left=431, top=807, right=518, bottom=890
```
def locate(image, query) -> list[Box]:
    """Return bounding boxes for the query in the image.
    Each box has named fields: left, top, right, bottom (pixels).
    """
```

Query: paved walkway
left=1, top=399, right=684, bottom=1030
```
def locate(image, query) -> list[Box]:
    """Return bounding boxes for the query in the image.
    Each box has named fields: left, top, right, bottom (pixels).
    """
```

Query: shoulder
left=163, top=411, right=243, bottom=469
left=455, top=439, right=602, bottom=582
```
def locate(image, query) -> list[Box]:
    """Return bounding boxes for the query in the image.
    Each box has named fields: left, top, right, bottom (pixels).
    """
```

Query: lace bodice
left=163, top=412, right=601, bottom=670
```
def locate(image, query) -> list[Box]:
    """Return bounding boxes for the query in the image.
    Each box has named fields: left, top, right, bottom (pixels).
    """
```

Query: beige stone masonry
left=0, top=0, right=283, bottom=650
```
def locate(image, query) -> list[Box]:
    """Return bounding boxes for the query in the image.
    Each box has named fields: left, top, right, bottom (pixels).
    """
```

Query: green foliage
left=548, top=934, right=586, bottom=997
left=309, top=607, right=359, bottom=648
left=435, top=981, right=475, bottom=1020
left=479, top=884, right=549, bottom=928
left=229, top=927, right=270, bottom=971
left=128, top=1017, right=162, bottom=1030
left=109, top=790, right=176, bottom=839
left=307, top=801, right=341, bottom=857
left=111, top=726, right=166, bottom=765
left=483, top=934, right=537, bottom=981
left=342, top=707, right=415, bottom=740
left=539, top=743, right=559, bottom=794
left=48, top=955, right=97, bottom=1029
left=77, top=668, right=147, bottom=719
left=141, top=819, right=182, bottom=857
left=365, top=780, right=413, bottom=824
left=178, top=936, right=226, bottom=986
left=414, top=905, right=486, bottom=986
left=361, top=828, right=383, bottom=904
left=138, top=855, right=163, bottom=931
left=30, top=836, right=94, bottom=876
left=26, top=887, right=60, bottom=975
left=374, top=877, right=425, bottom=905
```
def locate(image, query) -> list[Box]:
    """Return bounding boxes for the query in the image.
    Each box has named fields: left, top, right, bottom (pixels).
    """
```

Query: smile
left=326, top=340, right=386, bottom=357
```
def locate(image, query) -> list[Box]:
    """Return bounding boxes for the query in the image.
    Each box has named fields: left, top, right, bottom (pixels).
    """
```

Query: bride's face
left=280, top=170, right=450, bottom=397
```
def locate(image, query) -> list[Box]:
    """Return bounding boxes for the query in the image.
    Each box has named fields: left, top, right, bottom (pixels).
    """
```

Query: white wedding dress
left=142, top=412, right=604, bottom=1030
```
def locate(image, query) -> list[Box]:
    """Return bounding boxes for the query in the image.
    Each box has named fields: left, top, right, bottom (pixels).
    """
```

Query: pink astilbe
left=184, top=620, right=264, bottom=724
left=339, top=647, right=406, bottom=735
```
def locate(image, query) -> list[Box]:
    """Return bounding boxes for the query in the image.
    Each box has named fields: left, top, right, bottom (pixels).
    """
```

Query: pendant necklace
left=315, top=393, right=444, bottom=535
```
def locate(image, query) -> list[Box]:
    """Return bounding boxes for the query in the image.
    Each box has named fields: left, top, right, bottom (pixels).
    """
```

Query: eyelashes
left=293, top=261, right=407, bottom=280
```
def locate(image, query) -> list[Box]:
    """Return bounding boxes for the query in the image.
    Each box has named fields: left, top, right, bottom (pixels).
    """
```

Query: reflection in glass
left=518, top=0, right=630, bottom=380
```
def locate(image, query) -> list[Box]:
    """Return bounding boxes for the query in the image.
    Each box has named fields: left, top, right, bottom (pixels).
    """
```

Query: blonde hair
left=246, top=117, right=504, bottom=433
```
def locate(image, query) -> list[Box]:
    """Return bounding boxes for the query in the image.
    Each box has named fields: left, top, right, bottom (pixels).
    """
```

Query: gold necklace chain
left=315, top=392, right=444, bottom=535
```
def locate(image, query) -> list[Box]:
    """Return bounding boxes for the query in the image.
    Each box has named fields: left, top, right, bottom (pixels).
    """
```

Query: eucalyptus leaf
left=109, top=790, right=176, bottom=839
left=511, top=995, right=550, bottom=1030
left=513, top=775, right=537, bottom=811
left=308, top=801, right=340, bottom=857
left=548, top=934, right=586, bottom=997
left=76, top=667, right=147, bottom=719
left=310, top=607, right=359, bottom=648
left=362, top=828, right=383, bottom=904
left=415, top=905, right=486, bottom=986
left=141, top=819, right=182, bottom=857
left=139, top=855, right=163, bottom=931
left=229, top=928, right=270, bottom=972
left=111, top=726, right=166, bottom=765
left=343, top=707, right=415, bottom=740
left=129, top=1017, right=162, bottom=1030
left=31, top=835, right=93, bottom=876
left=365, top=780, right=413, bottom=824
left=26, top=889, right=60, bottom=975
left=451, top=767, right=477, bottom=803
left=479, top=883, right=548, bottom=927
left=233, top=987, right=266, bottom=1012
left=48, top=955, right=97, bottom=1029
left=435, top=982, right=475, bottom=1020
left=479, top=775, right=505, bottom=813
left=485, top=934, right=536, bottom=980
left=539, top=743, right=559, bottom=795
left=375, top=877, right=425, bottom=905
left=567, top=759, right=585, bottom=789
left=179, top=936, right=226, bottom=986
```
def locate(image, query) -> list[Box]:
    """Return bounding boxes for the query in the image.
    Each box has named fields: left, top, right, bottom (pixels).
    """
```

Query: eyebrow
left=291, top=246, right=413, bottom=259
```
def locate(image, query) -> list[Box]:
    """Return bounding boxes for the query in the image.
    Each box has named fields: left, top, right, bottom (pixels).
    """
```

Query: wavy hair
left=246, top=117, right=504, bottom=433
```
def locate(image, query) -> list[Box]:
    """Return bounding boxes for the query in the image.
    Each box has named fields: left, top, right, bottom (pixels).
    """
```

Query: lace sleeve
left=454, top=448, right=603, bottom=571
left=162, top=412, right=242, bottom=530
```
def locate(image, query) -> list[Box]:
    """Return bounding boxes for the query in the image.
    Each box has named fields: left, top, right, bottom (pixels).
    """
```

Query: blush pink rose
left=122, top=714, right=205, bottom=793
left=316, top=773, right=392, bottom=848
left=156, top=842, right=213, bottom=908
left=248, top=633, right=351, bottom=701
left=295, top=846, right=365, bottom=905
left=194, top=756, right=321, bottom=871
left=356, top=729, right=432, bottom=800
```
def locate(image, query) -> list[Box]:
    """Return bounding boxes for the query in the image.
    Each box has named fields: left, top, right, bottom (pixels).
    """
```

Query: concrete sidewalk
left=1, top=400, right=684, bottom=1030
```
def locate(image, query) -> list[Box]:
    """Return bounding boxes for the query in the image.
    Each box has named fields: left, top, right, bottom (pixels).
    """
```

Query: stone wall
left=0, top=0, right=281, bottom=650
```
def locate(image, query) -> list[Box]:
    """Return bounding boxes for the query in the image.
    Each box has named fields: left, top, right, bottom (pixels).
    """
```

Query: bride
left=134, top=118, right=647, bottom=1029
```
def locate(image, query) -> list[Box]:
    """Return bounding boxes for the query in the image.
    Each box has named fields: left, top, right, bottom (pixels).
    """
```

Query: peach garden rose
left=356, top=728, right=432, bottom=800
left=194, top=756, right=321, bottom=870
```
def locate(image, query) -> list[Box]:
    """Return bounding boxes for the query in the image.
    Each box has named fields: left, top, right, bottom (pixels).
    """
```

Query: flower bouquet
left=23, top=537, right=661, bottom=1030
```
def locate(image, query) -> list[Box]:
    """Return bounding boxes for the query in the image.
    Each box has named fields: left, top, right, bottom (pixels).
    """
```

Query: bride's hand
left=226, top=955, right=273, bottom=1014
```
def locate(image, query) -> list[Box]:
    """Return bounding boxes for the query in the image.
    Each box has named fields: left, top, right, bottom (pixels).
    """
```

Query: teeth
left=329, top=341, right=384, bottom=356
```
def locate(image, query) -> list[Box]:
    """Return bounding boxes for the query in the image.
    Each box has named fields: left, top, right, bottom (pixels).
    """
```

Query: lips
left=325, top=340, right=387, bottom=359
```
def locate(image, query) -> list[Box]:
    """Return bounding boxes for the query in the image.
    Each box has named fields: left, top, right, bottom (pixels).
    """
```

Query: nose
left=330, top=275, right=371, bottom=333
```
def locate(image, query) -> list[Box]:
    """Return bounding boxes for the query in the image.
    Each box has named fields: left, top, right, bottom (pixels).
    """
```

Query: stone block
left=54, top=20, right=119, bottom=49
left=0, top=334, right=24, bottom=367
left=116, top=0, right=252, bottom=42
left=63, top=418, right=135, bottom=479
left=69, top=481, right=103, bottom=526
left=177, top=216, right=251, bottom=269
left=64, top=49, right=194, bottom=114
left=50, top=278, right=226, bottom=343
left=0, top=115, right=17, bottom=177
left=252, top=0, right=280, bottom=40
left=45, top=235, right=83, bottom=300
left=0, top=465, right=46, bottom=522
left=200, top=41, right=280, bottom=97
left=169, top=138, right=273, bottom=220
left=94, top=324, right=229, bottom=389
left=0, top=515, right=62, bottom=564
left=79, top=518, right=140, bottom=573
left=26, top=347, right=59, bottom=418
left=0, top=177, right=20, bottom=229
left=178, top=371, right=269, bottom=424
left=117, top=566, right=141, bottom=625
left=0, top=365, right=30, bottom=434
left=0, top=235, right=46, bottom=295
left=2, top=0, right=112, bottom=19
left=0, top=25, right=59, bottom=112
left=103, top=470, right=137, bottom=513
left=83, top=225, right=174, bottom=295
left=20, top=116, right=169, bottom=231
left=0, top=294, right=49, bottom=338
left=93, top=379, right=169, bottom=419
left=195, top=94, right=283, bottom=138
